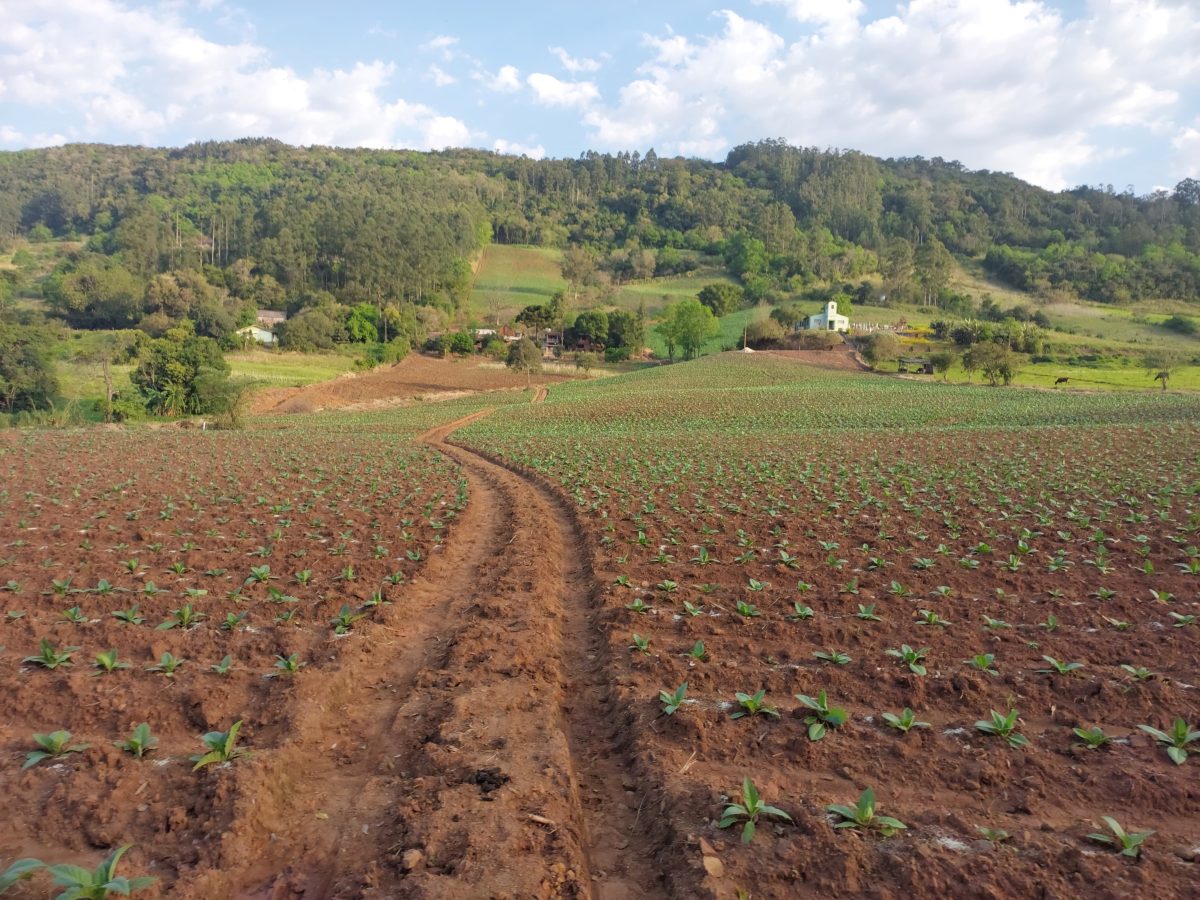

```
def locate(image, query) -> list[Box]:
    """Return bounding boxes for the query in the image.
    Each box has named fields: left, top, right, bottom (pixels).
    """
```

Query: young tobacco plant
left=1072, top=725, right=1111, bottom=750
left=827, top=788, right=906, bottom=837
left=881, top=708, right=930, bottom=733
left=192, top=720, right=247, bottom=770
left=1138, top=718, right=1199, bottom=765
left=719, top=778, right=792, bottom=844
left=885, top=644, right=929, bottom=675
left=92, top=649, right=131, bottom=676
left=731, top=689, right=779, bottom=720
left=115, top=723, right=158, bottom=759
left=23, top=730, right=89, bottom=769
left=659, top=682, right=687, bottom=715
left=796, top=690, right=849, bottom=741
left=1087, top=816, right=1153, bottom=858
left=47, top=844, right=157, bottom=898
left=23, top=638, right=79, bottom=669
left=975, top=709, right=1030, bottom=748
left=0, top=857, right=42, bottom=893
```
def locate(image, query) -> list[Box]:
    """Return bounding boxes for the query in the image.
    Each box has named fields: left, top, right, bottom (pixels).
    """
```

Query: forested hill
left=2, top=138, right=1199, bottom=331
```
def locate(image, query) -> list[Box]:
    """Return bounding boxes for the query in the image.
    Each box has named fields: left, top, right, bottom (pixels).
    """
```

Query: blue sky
left=1, top=0, right=1197, bottom=192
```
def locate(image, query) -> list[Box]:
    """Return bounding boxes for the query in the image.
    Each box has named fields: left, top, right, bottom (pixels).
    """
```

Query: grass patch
left=227, top=350, right=357, bottom=386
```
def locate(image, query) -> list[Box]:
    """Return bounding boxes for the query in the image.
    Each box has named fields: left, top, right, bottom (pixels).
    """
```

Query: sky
left=1, top=0, right=1198, bottom=193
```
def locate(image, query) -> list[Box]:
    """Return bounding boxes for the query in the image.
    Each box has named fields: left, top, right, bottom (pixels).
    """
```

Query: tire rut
left=212, top=409, right=671, bottom=899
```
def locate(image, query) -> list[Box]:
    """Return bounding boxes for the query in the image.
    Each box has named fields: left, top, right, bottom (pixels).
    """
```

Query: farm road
left=223, top=410, right=667, bottom=899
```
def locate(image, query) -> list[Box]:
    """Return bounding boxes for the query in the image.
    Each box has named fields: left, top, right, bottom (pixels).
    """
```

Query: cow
left=1054, top=377, right=1069, bottom=386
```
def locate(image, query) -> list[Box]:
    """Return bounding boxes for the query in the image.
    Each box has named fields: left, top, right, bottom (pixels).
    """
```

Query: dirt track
left=201, top=412, right=678, bottom=898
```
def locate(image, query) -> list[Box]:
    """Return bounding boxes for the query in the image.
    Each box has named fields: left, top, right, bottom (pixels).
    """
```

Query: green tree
left=0, top=325, right=60, bottom=413
left=506, top=336, right=542, bottom=383
left=131, top=327, right=231, bottom=416
left=572, top=309, right=609, bottom=347
left=859, top=332, right=900, bottom=369
left=915, top=237, right=952, bottom=306
left=697, top=283, right=746, bottom=317
left=964, top=342, right=1016, bottom=386
left=659, top=298, right=720, bottom=360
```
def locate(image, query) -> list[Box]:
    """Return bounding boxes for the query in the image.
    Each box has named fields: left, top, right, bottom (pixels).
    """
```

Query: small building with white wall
left=803, top=300, right=850, bottom=333
left=236, top=325, right=278, bottom=346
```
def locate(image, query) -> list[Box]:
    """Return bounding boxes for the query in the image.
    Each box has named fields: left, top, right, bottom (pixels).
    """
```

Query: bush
left=745, top=317, right=785, bottom=346
left=1162, top=314, right=1197, bottom=335
left=506, top=337, right=542, bottom=377
left=859, top=333, right=900, bottom=369
left=604, top=345, right=632, bottom=363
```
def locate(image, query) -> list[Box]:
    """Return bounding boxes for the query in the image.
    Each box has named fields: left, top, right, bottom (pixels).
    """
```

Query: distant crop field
left=454, top=352, right=1200, bottom=897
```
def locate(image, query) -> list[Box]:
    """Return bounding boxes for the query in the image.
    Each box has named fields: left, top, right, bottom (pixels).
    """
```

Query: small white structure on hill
left=237, top=325, right=278, bottom=346
left=803, top=300, right=849, bottom=333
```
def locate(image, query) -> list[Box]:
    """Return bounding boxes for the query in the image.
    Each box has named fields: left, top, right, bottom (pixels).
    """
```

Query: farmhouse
left=236, top=325, right=278, bottom=346
left=803, top=300, right=850, bottom=333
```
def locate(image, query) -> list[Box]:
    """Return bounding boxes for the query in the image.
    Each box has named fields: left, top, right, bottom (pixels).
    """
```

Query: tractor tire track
left=210, top=409, right=673, bottom=898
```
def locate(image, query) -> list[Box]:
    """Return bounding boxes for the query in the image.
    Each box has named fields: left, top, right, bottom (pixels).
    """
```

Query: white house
left=803, top=300, right=850, bottom=333
left=237, top=325, right=278, bottom=346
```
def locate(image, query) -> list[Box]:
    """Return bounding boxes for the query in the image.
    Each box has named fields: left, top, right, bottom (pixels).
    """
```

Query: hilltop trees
left=130, top=325, right=231, bottom=416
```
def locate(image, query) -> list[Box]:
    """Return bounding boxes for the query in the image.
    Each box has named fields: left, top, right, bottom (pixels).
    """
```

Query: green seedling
left=855, top=604, right=881, bottom=621
left=1087, top=816, right=1153, bottom=858
left=47, top=843, right=157, bottom=898
left=826, top=787, right=906, bottom=837
left=92, top=649, right=131, bottom=675
left=1, top=857, right=43, bottom=892
left=976, top=826, right=1010, bottom=843
left=156, top=603, right=205, bottom=630
left=1138, top=718, right=1199, bottom=765
left=881, top=708, right=930, bottom=733
left=61, top=606, right=88, bottom=624
left=146, top=652, right=184, bottom=677
left=813, top=648, right=850, bottom=666
left=245, top=565, right=272, bottom=585
left=331, top=604, right=366, bottom=634
left=23, top=730, right=89, bottom=769
left=885, top=644, right=929, bottom=675
left=210, top=655, right=234, bottom=675
left=796, top=690, right=849, bottom=741
left=787, top=602, right=814, bottom=621
left=1119, top=664, right=1155, bottom=682
left=719, top=778, right=791, bottom=844
left=191, top=720, right=247, bottom=770
left=689, top=640, right=707, bottom=661
left=981, top=616, right=1010, bottom=630
left=964, top=653, right=999, bottom=676
left=1073, top=725, right=1111, bottom=749
left=975, top=709, right=1030, bottom=748
left=115, top=723, right=158, bottom=759
left=916, top=609, right=949, bottom=627
left=629, top=633, right=650, bottom=654
left=624, top=598, right=650, bottom=614
left=1169, top=612, right=1196, bottom=628
left=659, top=682, right=688, bottom=715
left=731, top=689, right=779, bottom=719
left=112, top=605, right=144, bottom=625
left=23, top=638, right=79, bottom=669
left=682, top=600, right=704, bottom=617
left=735, top=600, right=760, bottom=618
left=272, top=653, right=305, bottom=675
left=1036, top=656, right=1084, bottom=676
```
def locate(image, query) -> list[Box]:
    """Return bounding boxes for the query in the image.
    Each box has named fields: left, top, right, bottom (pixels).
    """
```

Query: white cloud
left=0, top=0, right=471, bottom=151
left=527, top=73, right=600, bottom=109
left=579, top=2, right=1200, bottom=189
left=421, top=34, right=460, bottom=61
left=755, top=0, right=864, bottom=41
left=493, top=138, right=546, bottom=159
left=549, top=46, right=602, bottom=74
left=0, top=125, right=24, bottom=144
left=428, top=64, right=456, bottom=87
left=1174, top=121, right=1200, bottom=179
left=481, top=64, right=522, bottom=93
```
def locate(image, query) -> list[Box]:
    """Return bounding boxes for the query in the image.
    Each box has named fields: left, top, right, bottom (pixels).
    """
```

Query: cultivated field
left=2, top=353, right=1198, bottom=898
